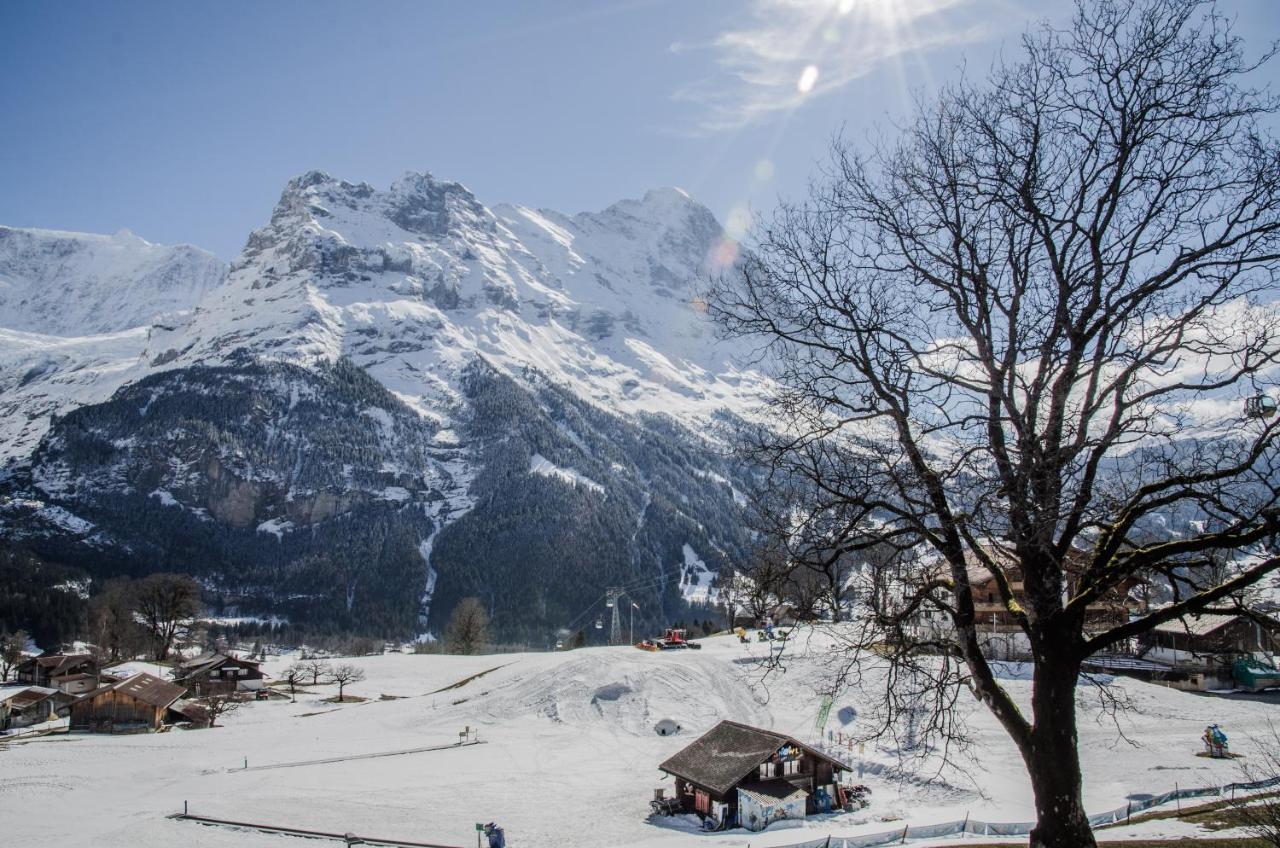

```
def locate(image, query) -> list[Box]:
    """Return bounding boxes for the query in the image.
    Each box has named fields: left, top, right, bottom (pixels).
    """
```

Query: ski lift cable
left=560, top=560, right=706, bottom=636
left=563, top=592, right=608, bottom=633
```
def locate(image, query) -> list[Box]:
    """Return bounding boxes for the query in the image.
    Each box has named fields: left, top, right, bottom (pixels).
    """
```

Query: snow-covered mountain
left=0, top=171, right=761, bottom=639
left=0, top=228, right=228, bottom=463
left=0, top=226, right=226, bottom=336
left=143, top=170, right=758, bottom=422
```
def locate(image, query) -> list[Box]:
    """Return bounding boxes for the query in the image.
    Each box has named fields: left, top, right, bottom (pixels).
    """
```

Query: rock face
left=0, top=171, right=761, bottom=639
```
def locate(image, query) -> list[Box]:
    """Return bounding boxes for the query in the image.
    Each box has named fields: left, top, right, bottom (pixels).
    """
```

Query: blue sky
left=3, top=0, right=1278, bottom=259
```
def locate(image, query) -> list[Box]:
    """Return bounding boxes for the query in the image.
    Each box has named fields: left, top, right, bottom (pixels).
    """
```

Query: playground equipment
left=1202, top=724, right=1230, bottom=758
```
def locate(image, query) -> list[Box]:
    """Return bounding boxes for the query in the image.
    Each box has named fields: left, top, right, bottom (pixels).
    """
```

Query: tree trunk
left=1026, top=655, right=1095, bottom=848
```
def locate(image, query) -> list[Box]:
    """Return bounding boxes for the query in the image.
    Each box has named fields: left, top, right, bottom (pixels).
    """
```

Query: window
left=783, top=759, right=799, bottom=776
left=759, top=762, right=776, bottom=779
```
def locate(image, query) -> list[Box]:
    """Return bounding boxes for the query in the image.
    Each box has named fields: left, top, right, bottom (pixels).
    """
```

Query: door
left=695, top=790, right=710, bottom=815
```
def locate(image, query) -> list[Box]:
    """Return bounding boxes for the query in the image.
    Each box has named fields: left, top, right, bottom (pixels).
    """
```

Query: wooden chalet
left=658, top=720, right=849, bottom=832
left=16, top=653, right=101, bottom=693
left=69, top=672, right=188, bottom=734
left=909, top=545, right=1145, bottom=660
left=172, top=652, right=265, bottom=697
left=1140, top=612, right=1280, bottom=691
left=1, top=686, right=74, bottom=730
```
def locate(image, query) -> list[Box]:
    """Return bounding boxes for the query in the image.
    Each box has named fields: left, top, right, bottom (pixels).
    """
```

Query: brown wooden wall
left=70, top=690, right=163, bottom=733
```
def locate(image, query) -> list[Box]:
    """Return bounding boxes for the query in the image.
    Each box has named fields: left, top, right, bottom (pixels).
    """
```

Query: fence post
left=901, top=824, right=908, bottom=843
left=962, top=810, right=969, bottom=832
left=183, top=800, right=188, bottom=817
left=1126, top=801, right=1131, bottom=824
left=1175, top=783, right=1181, bottom=815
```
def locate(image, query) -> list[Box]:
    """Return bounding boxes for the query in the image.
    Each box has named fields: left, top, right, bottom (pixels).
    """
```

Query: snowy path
left=173, top=811, right=466, bottom=847
left=228, top=738, right=486, bottom=772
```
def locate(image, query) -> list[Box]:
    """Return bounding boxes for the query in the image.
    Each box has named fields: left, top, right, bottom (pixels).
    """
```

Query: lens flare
left=797, top=64, right=820, bottom=94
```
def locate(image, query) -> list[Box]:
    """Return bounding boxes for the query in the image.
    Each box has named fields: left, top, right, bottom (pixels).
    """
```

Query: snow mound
left=472, top=648, right=770, bottom=736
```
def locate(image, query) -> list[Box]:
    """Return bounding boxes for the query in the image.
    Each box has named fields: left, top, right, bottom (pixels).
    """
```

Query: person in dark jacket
left=483, top=822, right=505, bottom=848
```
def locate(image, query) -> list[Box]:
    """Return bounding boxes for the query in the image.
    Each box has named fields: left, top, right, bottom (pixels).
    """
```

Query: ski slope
left=0, top=631, right=1273, bottom=847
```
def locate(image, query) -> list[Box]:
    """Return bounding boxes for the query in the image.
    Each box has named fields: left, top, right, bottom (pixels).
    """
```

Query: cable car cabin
left=1246, top=395, right=1278, bottom=419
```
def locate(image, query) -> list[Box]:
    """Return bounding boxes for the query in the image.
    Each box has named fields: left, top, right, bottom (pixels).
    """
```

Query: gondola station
left=655, top=720, right=864, bottom=832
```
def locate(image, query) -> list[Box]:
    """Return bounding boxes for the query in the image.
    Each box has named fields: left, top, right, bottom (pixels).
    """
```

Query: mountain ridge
left=0, top=170, right=758, bottom=640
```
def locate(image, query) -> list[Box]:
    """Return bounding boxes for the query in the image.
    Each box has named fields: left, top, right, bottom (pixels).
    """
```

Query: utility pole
left=606, top=587, right=624, bottom=646
left=630, top=601, right=639, bottom=646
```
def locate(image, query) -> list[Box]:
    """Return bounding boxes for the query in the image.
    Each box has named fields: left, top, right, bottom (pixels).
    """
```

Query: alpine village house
left=69, top=672, right=193, bottom=733
left=172, top=652, right=266, bottom=696
left=658, top=720, right=851, bottom=832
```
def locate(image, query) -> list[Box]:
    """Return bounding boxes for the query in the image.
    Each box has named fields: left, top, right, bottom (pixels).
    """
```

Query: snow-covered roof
left=2, top=686, right=61, bottom=709
left=1152, top=613, right=1239, bottom=636
left=79, top=673, right=186, bottom=710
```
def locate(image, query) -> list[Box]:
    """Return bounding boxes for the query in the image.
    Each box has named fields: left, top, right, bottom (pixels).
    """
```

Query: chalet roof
left=737, top=780, right=809, bottom=806
left=179, top=652, right=227, bottom=669
left=924, top=543, right=1093, bottom=584
left=19, top=653, right=94, bottom=676
left=1153, top=613, right=1240, bottom=637
left=659, top=720, right=848, bottom=797
left=3, top=686, right=60, bottom=710
left=168, top=700, right=209, bottom=722
left=176, top=652, right=260, bottom=679
left=78, top=673, right=186, bottom=710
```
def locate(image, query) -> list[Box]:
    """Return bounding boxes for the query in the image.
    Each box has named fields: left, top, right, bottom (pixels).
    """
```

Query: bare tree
left=87, top=578, right=145, bottom=661
left=717, top=570, right=747, bottom=628
left=280, top=664, right=305, bottom=700
left=202, top=694, right=241, bottom=728
left=709, top=2, right=1280, bottom=846
left=444, top=597, right=490, bottom=655
left=298, top=657, right=332, bottom=685
left=0, top=630, right=27, bottom=680
left=1230, top=720, right=1280, bottom=847
left=133, top=573, right=201, bottom=661
left=742, top=544, right=788, bottom=624
left=329, top=663, right=366, bottom=700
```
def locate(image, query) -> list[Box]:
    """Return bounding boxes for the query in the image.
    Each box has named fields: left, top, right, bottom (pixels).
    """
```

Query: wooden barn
left=173, top=652, right=265, bottom=697
left=69, top=672, right=187, bottom=734
left=658, top=720, right=849, bottom=832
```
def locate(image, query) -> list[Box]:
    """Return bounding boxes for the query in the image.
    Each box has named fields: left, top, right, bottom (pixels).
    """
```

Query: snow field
left=1, top=630, right=1275, bottom=847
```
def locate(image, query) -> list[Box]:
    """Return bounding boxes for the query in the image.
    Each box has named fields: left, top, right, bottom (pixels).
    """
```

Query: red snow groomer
left=635, top=628, right=703, bottom=651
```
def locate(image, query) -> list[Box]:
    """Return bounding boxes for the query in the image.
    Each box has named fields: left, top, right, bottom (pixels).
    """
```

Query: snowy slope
left=0, top=226, right=226, bottom=336
left=1, top=631, right=1272, bottom=848
left=0, top=227, right=228, bottom=466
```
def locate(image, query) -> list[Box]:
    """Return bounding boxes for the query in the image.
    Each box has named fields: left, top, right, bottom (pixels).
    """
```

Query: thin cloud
left=673, top=0, right=992, bottom=133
